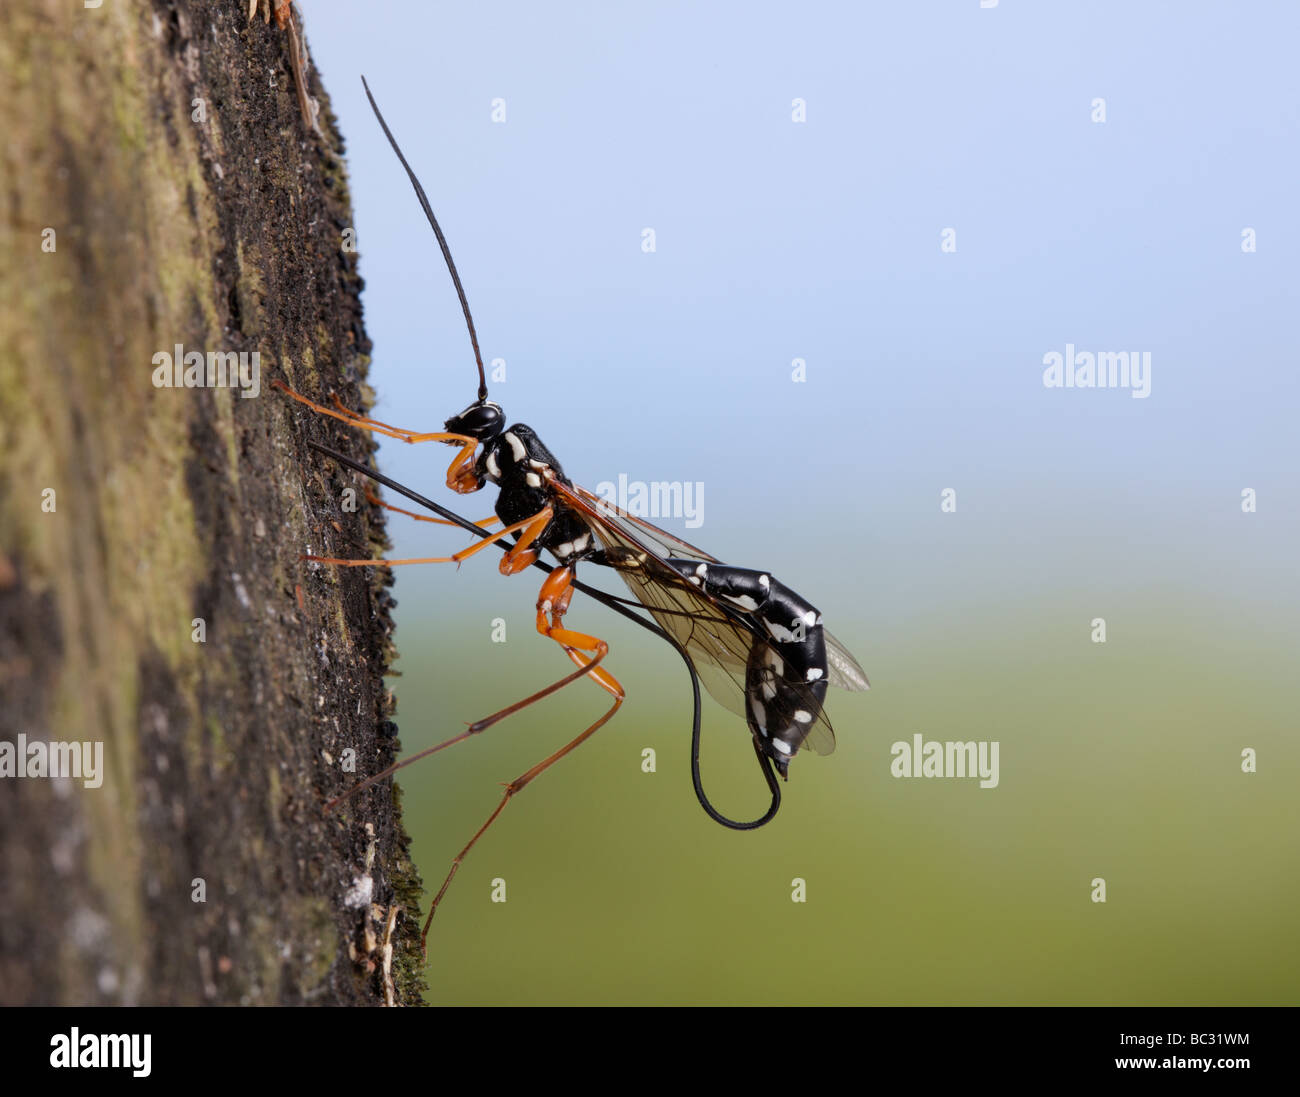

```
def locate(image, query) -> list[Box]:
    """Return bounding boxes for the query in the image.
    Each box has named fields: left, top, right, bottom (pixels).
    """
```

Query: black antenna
left=361, top=75, right=489, bottom=402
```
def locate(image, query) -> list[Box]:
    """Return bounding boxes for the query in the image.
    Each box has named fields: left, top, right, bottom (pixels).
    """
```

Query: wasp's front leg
left=273, top=379, right=481, bottom=495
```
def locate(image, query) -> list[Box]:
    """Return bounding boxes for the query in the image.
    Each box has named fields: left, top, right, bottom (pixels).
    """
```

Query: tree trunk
left=0, top=0, right=426, bottom=1005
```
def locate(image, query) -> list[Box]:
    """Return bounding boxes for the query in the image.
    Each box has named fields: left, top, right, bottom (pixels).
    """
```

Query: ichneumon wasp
left=275, top=76, right=870, bottom=956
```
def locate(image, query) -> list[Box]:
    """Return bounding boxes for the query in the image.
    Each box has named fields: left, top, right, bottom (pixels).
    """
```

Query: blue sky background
left=297, top=1, right=1299, bottom=1003
left=305, top=0, right=1297, bottom=582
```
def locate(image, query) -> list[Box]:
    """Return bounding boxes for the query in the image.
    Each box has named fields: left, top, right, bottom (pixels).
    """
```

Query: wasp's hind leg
left=417, top=565, right=624, bottom=955
left=324, top=561, right=624, bottom=957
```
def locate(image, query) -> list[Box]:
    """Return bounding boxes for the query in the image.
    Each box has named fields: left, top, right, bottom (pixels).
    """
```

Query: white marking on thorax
left=554, top=531, right=590, bottom=561
left=504, top=431, right=526, bottom=462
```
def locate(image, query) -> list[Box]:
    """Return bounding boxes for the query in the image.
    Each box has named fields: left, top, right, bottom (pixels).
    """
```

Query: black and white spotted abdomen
left=664, top=559, right=828, bottom=778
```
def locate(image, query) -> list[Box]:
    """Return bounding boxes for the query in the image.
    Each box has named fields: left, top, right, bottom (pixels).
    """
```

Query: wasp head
left=445, top=399, right=505, bottom=441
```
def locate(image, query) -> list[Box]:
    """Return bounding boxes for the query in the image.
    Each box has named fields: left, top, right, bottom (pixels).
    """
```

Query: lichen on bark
left=0, top=0, right=425, bottom=1005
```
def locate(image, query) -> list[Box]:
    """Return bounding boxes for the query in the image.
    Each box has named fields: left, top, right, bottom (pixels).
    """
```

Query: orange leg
left=532, top=566, right=621, bottom=696
left=318, top=564, right=625, bottom=957
left=326, top=392, right=433, bottom=438
left=271, top=379, right=480, bottom=493
left=271, top=379, right=457, bottom=444
left=362, top=485, right=498, bottom=530
left=305, top=506, right=552, bottom=572
left=323, top=583, right=614, bottom=812
left=418, top=695, right=622, bottom=956
left=418, top=565, right=624, bottom=954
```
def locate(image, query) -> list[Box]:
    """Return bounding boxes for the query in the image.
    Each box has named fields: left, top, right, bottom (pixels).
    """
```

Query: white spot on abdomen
left=765, top=621, right=797, bottom=643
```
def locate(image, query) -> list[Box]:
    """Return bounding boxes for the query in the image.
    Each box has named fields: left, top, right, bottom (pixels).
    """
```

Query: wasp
left=274, top=77, right=869, bottom=955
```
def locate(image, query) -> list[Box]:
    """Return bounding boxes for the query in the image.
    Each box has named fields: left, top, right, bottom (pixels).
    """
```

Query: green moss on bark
left=0, top=0, right=425, bottom=1006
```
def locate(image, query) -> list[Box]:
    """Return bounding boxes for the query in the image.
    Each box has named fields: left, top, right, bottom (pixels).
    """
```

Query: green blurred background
left=383, top=505, right=1297, bottom=1005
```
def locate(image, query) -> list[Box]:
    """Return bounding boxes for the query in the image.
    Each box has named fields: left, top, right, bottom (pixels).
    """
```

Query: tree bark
left=0, top=0, right=426, bottom=1005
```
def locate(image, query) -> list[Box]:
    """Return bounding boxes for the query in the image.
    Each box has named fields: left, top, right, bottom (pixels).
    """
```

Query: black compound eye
left=445, top=401, right=504, bottom=440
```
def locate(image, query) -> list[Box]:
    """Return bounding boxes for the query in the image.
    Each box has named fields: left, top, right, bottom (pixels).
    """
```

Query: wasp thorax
left=445, top=400, right=505, bottom=441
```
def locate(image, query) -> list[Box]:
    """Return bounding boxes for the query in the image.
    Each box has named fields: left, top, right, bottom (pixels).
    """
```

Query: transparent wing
left=576, top=483, right=868, bottom=694
left=571, top=485, right=721, bottom=564
left=826, top=629, right=870, bottom=691
left=554, top=481, right=836, bottom=757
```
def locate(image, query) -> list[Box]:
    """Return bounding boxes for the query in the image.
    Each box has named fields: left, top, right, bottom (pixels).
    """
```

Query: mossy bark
left=0, top=0, right=426, bottom=1005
